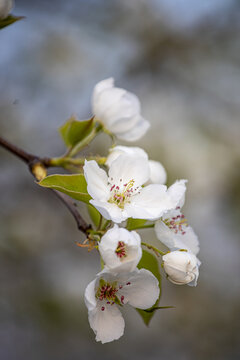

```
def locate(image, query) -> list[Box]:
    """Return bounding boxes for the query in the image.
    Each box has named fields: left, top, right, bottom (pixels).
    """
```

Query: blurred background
left=0, top=0, right=240, bottom=359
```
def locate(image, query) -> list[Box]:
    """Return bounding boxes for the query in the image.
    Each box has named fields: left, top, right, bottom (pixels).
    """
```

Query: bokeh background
left=0, top=0, right=240, bottom=359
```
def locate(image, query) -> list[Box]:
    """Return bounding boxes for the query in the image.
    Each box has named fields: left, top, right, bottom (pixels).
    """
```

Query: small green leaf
left=59, top=115, right=94, bottom=147
left=87, top=204, right=101, bottom=228
left=143, top=306, right=174, bottom=313
left=39, top=174, right=91, bottom=203
left=126, top=218, right=146, bottom=231
left=0, top=15, right=25, bottom=30
left=136, top=249, right=162, bottom=326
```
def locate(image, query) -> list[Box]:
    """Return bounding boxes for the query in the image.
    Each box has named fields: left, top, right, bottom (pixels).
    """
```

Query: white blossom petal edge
left=84, top=154, right=187, bottom=223
left=92, top=78, right=150, bottom=141
left=106, top=145, right=167, bottom=185
left=84, top=268, right=159, bottom=343
left=99, top=224, right=142, bottom=273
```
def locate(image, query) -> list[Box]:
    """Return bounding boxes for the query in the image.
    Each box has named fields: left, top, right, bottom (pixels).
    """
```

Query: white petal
left=92, top=78, right=124, bottom=120
left=93, top=79, right=127, bottom=125
left=84, top=278, right=97, bottom=312
left=0, top=0, right=13, bottom=19
left=167, top=180, right=187, bottom=209
left=178, top=226, right=199, bottom=255
left=106, top=146, right=148, bottom=167
left=116, top=115, right=150, bottom=142
left=148, top=160, right=167, bottom=185
left=90, top=199, right=128, bottom=223
left=93, top=78, right=114, bottom=98
left=103, top=92, right=141, bottom=131
left=88, top=303, right=125, bottom=344
left=125, top=184, right=172, bottom=220
left=109, top=154, right=150, bottom=188
left=119, top=269, right=159, bottom=309
left=83, top=160, right=109, bottom=201
left=155, top=220, right=199, bottom=255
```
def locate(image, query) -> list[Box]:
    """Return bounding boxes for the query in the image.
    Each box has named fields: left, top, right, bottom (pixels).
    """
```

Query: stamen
left=108, top=178, right=140, bottom=209
left=115, top=241, right=127, bottom=258
left=96, top=280, right=118, bottom=303
left=164, top=211, right=188, bottom=235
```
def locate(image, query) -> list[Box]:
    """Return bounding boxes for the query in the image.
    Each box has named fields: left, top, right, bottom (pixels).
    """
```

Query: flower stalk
left=49, top=155, right=107, bottom=168
left=141, top=242, right=166, bottom=256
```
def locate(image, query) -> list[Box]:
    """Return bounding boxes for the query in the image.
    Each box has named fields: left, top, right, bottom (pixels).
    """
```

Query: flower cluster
left=40, top=77, right=200, bottom=344
left=81, top=78, right=200, bottom=343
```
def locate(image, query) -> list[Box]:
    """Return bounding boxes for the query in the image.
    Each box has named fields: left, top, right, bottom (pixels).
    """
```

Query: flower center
left=96, top=278, right=132, bottom=310
left=96, top=279, right=118, bottom=304
left=108, top=178, right=140, bottom=209
left=115, top=241, right=127, bottom=258
left=164, top=208, right=188, bottom=235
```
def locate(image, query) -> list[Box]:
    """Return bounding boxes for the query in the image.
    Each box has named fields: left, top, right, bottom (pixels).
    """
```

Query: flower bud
left=162, top=250, right=199, bottom=286
left=92, top=78, right=150, bottom=141
left=0, top=0, right=14, bottom=20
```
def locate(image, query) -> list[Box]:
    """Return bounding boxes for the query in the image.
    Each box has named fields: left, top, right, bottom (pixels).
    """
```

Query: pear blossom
left=83, top=154, right=187, bottom=223
left=99, top=224, right=142, bottom=273
left=106, top=145, right=167, bottom=185
left=92, top=78, right=150, bottom=141
left=0, top=0, right=13, bottom=19
left=85, top=268, right=159, bottom=343
left=154, top=199, right=199, bottom=256
left=162, top=250, right=199, bottom=286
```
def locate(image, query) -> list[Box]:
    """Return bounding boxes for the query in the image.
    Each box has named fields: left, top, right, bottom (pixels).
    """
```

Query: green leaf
left=126, top=218, right=147, bottom=231
left=59, top=115, right=94, bottom=147
left=87, top=204, right=101, bottom=228
left=39, top=174, right=91, bottom=204
left=136, top=249, right=161, bottom=326
left=0, top=15, right=25, bottom=30
left=143, top=306, right=174, bottom=313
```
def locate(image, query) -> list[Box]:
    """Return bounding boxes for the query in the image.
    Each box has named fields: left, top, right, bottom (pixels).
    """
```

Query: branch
left=0, top=135, right=91, bottom=235
left=0, top=135, right=36, bottom=163
left=52, top=190, right=91, bottom=233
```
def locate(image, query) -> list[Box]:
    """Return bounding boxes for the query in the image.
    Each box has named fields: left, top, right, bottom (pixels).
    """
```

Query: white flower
left=154, top=199, right=199, bottom=256
left=0, top=0, right=13, bottom=19
left=162, top=250, right=199, bottom=286
left=106, top=145, right=167, bottom=185
left=99, top=224, right=142, bottom=273
left=83, top=154, right=187, bottom=223
left=92, top=78, right=150, bottom=141
left=84, top=268, right=159, bottom=343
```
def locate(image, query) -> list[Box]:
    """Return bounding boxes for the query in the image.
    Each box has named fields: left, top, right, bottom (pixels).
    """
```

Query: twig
left=0, top=135, right=91, bottom=235
left=0, top=135, right=50, bottom=165
left=52, top=190, right=91, bottom=233
left=141, top=242, right=166, bottom=256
